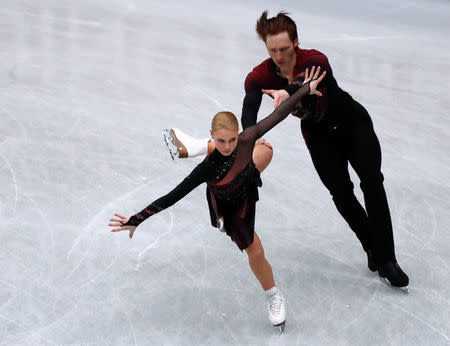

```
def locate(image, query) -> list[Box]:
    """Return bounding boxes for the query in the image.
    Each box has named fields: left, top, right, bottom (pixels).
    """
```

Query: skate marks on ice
left=134, top=210, right=175, bottom=271
left=3, top=7, right=103, bottom=29
left=262, top=222, right=447, bottom=343
left=0, top=150, right=19, bottom=214
left=314, top=33, right=406, bottom=42
left=65, top=178, right=162, bottom=281
left=377, top=296, right=450, bottom=344
left=0, top=278, right=68, bottom=345
left=1, top=0, right=449, bottom=344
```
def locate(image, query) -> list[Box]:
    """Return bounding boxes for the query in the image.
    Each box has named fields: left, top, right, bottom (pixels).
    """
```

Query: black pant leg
left=346, top=102, right=396, bottom=264
left=301, top=123, right=372, bottom=252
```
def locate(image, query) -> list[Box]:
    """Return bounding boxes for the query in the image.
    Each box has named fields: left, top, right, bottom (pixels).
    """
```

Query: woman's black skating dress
left=123, top=83, right=311, bottom=250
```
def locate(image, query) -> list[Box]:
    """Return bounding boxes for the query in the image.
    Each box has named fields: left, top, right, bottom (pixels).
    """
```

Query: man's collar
left=268, top=59, right=280, bottom=73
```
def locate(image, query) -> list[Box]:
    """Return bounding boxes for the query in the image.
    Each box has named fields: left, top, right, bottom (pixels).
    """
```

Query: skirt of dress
left=206, top=164, right=261, bottom=251
left=219, top=196, right=256, bottom=251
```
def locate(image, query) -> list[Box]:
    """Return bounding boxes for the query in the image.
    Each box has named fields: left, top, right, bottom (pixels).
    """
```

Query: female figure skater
left=108, top=67, right=326, bottom=331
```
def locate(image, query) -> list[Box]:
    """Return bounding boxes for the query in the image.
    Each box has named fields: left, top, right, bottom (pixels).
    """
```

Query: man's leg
left=345, top=102, right=408, bottom=288
left=346, top=103, right=396, bottom=265
left=303, top=125, right=373, bottom=254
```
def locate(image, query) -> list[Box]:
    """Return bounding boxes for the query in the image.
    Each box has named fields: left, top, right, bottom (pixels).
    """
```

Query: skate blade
left=379, top=277, right=409, bottom=293
left=274, top=321, right=286, bottom=333
left=162, top=129, right=177, bottom=160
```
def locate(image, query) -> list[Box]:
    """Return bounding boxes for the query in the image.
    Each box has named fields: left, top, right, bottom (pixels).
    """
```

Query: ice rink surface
left=1, top=0, right=449, bottom=344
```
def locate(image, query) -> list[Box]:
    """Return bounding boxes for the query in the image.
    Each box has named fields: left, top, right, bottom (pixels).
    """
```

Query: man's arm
left=241, top=74, right=263, bottom=129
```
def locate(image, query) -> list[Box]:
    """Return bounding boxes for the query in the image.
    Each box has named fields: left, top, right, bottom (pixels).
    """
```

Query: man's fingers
left=111, top=227, right=126, bottom=232
left=114, top=213, right=125, bottom=219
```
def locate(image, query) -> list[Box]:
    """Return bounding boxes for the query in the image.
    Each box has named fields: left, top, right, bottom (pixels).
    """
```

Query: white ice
left=0, top=0, right=449, bottom=345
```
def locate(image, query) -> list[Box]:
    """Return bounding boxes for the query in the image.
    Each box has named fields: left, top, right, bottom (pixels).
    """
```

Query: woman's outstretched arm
left=249, top=66, right=326, bottom=140
left=108, top=160, right=207, bottom=238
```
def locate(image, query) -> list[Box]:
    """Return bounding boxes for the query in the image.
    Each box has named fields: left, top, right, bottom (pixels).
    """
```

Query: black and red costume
left=124, top=83, right=312, bottom=251
left=242, top=47, right=396, bottom=266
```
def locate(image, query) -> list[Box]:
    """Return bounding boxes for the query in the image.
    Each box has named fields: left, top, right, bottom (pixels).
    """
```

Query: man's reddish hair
left=256, top=11, right=298, bottom=43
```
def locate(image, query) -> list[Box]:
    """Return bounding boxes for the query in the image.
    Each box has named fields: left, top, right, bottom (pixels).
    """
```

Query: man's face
left=265, top=32, right=298, bottom=69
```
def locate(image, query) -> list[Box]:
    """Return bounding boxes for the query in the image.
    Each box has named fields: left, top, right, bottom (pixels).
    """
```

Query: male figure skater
left=164, top=11, right=409, bottom=290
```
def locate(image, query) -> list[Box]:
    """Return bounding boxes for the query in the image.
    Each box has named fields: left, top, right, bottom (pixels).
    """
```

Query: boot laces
left=268, top=293, right=283, bottom=316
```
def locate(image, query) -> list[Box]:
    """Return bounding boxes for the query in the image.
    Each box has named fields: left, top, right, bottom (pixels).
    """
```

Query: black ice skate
left=366, top=250, right=377, bottom=272
left=378, top=260, right=409, bottom=293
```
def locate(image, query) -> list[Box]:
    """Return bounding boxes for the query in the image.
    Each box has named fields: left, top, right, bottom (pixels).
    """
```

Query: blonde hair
left=211, top=111, right=239, bottom=132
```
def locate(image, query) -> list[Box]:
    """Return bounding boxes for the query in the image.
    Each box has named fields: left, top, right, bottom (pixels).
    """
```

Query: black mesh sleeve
left=124, top=160, right=207, bottom=227
left=285, top=58, right=332, bottom=121
left=241, top=82, right=311, bottom=142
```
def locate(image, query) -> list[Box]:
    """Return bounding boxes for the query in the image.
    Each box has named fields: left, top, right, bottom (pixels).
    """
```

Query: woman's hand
left=261, top=88, right=289, bottom=108
left=261, top=65, right=327, bottom=108
left=304, top=66, right=326, bottom=96
left=109, top=213, right=137, bottom=239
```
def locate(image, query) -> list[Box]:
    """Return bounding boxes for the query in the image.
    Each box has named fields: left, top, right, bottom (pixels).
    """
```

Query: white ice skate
left=265, top=287, right=286, bottom=332
left=162, top=128, right=209, bottom=160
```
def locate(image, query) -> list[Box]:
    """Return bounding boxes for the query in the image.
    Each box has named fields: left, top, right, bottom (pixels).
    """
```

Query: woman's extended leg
left=246, top=232, right=286, bottom=328
left=167, top=128, right=273, bottom=163
left=245, top=232, right=275, bottom=290
left=207, top=140, right=215, bottom=154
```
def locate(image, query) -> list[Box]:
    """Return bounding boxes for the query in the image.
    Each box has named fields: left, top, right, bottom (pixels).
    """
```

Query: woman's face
left=210, top=127, right=239, bottom=156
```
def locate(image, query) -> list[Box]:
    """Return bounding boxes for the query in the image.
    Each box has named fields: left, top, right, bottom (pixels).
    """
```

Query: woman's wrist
left=284, top=83, right=300, bottom=96
left=123, top=215, right=141, bottom=227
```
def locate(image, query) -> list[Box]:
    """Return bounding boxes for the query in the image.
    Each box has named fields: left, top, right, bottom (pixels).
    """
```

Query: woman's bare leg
left=207, top=140, right=215, bottom=154
left=245, top=232, right=275, bottom=290
left=253, top=141, right=273, bottom=173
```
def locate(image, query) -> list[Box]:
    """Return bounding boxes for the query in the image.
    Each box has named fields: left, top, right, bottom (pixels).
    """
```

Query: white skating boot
left=265, top=286, right=286, bottom=332
left=163, top=128, right=209, bottom=159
